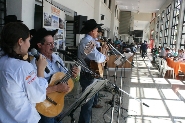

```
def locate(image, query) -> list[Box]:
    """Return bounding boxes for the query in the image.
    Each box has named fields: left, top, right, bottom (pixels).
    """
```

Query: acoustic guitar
left=84, top=42, right=109, bottom=77
left=36, top=71, right=74, bottom=117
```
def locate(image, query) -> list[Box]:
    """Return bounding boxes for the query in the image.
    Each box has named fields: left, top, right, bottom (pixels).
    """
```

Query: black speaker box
left=74, top=15, right=87, bottom=34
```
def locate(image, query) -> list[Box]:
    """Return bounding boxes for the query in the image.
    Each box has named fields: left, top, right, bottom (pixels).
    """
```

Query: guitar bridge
left=46, top=96, right=57, bottom=105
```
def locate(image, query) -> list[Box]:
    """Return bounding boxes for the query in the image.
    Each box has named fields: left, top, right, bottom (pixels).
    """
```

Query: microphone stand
left=108, top=82, right=149, bottom=107
left=107, top=43, right=126, bottom=78
left=103, top=81, right=150, bottom=122
left=58, top=50, right=97, bottom=76
left=104, top=39, right=134, bottom=123
left=58, top=90, right=91, bottom=123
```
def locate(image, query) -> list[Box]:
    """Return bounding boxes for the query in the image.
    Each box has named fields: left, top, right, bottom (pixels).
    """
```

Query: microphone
left=55, top=49, right=77, bottom=59
left=30, top=48, right=50, bottom=73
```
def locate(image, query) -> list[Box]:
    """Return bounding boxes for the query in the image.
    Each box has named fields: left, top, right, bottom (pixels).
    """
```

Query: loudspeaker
left=101, top=15, right=104, bottom=20
left=74, top=15, right=87, bottom=34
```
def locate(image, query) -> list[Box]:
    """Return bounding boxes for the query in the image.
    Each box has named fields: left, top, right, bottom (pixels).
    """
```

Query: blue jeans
left=78, top=72, right=95, bottom=123
left=39, top=113, right=62, bottom=123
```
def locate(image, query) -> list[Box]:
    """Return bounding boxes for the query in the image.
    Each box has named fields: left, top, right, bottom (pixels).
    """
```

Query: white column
left=22, top=0, right=35, bottom=29
left=94, top=0, right=101, bottom=23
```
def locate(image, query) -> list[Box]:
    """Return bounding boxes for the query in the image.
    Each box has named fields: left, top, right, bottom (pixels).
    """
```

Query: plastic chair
left=162, top=59, right=174, bottom=78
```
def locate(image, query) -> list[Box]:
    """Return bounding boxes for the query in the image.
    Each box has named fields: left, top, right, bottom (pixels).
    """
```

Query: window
left=0, top=0, right=6, bottom=32
left=115, top=5, right=117, bottom=17
left=159, top=11, right=165, bottom=46
left=164, top=5, right=171, bottom=47
left=180, top=9, right=185, bottom=49
left=171, top=0, right=181, bottom=48
left=155, top=16, right=160, bottom=45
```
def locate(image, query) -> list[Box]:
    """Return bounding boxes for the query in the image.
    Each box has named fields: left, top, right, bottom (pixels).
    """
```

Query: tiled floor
left=61, top=52, right=185, bottom=123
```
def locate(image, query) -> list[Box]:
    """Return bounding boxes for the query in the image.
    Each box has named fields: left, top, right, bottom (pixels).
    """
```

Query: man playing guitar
left=78, top=19, right=109, bottom=123
left=30, top=28, right=79, bottom=123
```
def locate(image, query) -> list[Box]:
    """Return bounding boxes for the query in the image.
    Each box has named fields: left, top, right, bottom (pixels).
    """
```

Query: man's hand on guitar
left=56, top=83, right=70, bottom=93
left=46, top=83, right=70, bottom=93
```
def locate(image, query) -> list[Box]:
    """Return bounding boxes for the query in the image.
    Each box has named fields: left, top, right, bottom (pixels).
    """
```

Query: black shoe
left=92, top=104, right=103, bottom=108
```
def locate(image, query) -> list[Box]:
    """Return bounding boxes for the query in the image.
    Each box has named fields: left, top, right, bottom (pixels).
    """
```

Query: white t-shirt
left=0, top=55, right=48, bottom=123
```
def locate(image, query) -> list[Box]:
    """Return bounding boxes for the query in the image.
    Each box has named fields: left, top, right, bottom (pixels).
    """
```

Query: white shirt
left=159, top=49, right=166, bottom=57
left=0, top=55, right=48, bottom=123
left=182, top=53, right=185, bottom=59
left=124, top=52, right=133, bottom=59
left=31, top=53, right=68, bottom=81
left=178, top=52, right=183, bottom=58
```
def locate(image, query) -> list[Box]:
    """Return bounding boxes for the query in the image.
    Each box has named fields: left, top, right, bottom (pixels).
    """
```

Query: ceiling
left=116, top=0, right=167, bottom=13
left=116, top=0, right=168, bottom=30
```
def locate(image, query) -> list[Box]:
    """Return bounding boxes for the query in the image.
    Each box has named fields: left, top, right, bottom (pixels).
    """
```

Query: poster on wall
left=43, top=0, right=65, bottom=50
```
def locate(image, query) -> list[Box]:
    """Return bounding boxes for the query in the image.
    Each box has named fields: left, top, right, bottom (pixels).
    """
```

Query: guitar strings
left=55, top=60, right=73, bottom=83
left=60, top=63, right=78, bottom=83
left=60, top=71, right=71, bottom=83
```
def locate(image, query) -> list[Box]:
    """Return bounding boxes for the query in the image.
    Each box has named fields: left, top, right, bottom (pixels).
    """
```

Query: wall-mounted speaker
left=101, top=15, right=104, bottom=20
left=74, top=15, right=87, bottom=34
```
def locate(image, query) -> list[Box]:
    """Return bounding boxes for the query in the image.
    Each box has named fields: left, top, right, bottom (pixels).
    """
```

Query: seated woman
left=165, top=47, right=172, bottom=58
left=178, top=50, right=185, bottom=62
left=176, top=49, right=184, bottom=60
left=159, top=47, right=166, bottom=58
left=173, top=49, right=178, bottom=57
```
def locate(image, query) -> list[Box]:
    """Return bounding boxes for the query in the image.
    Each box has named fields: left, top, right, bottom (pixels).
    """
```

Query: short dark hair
left=0, top=22, right=29, bottom=59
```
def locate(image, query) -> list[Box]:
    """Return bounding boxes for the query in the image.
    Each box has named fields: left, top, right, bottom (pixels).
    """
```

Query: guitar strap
left=56, top=60, right=61, bottom=69
left=48, top=74, right=54, bottom=84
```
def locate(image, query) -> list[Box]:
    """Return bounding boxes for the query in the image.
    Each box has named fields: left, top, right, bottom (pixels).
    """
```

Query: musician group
left=0, top=16, right=108, bottom=123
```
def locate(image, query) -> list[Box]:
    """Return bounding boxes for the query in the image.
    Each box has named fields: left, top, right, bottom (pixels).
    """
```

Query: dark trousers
left=142, top=50, right=147, bottom=58
left=39, top=113, right=61, bottom=123
left=93, top=93, right=99, bottom=106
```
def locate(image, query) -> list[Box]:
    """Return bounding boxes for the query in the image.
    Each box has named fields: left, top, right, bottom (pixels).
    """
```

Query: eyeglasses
left=43, top=42, right=55, bottom=46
